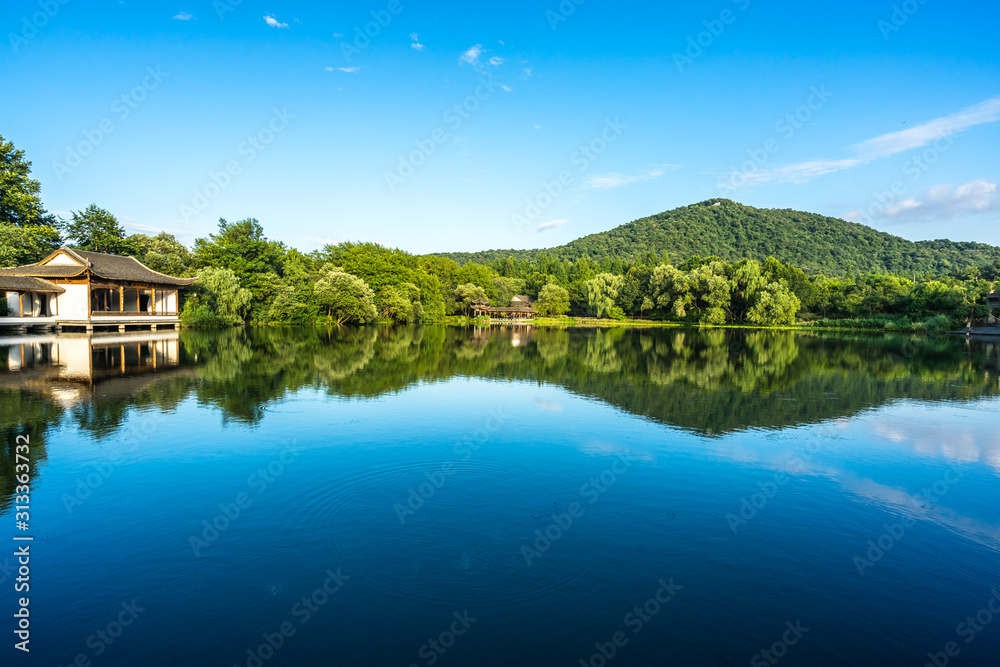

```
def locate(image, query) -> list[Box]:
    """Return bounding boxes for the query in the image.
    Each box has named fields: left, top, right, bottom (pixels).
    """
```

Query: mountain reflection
left=1, top=326, right=999, bottom=511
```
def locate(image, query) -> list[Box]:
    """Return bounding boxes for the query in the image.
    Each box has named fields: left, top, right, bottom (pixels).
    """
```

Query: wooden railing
left=90, top=311, right=179, bottom=317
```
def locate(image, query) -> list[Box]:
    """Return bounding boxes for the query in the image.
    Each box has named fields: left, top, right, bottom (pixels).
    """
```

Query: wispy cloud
left=326, top=66, right=360, bottom=73
left=537, top=219, right=568, bottom=232
left=460, top=44, right=482, bottom=66
left=173, top=11, right=193, bottom=21
left=264, top=14, right=288, bottom=28
left=736, top=97, right=1000, bottom=186
left=845, top=179, right=1000, bottom=224
left=332, top=32, right=343, bottom=37
left=584, top=164, right=678, bottom=189
left=410, top=32, right=424, bottom=51
left=488, top=56, right=504, bottom=66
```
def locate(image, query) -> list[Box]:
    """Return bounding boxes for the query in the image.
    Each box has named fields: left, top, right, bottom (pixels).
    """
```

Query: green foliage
left=0, top=133, right=55, bottom=228
left=0, top=222, right=62, bottom=266
left=453, top=283, right=487, bottom=316
left=314, top=264, right=378, bottom=325
left=64, top=204, right=133, bottom=255
left=586, top=272, right=623, bottom=317
left=182, top=267, right=253, bottom=327
left=129, top=232, right=194, bottom=276
left=193, top=218, right=285, bottom=313
left=536, top=283, right=570, bottom=316
left=433, top=199, right=1000, bottom=277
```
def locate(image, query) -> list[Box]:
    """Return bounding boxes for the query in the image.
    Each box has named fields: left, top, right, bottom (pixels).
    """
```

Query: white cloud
left=488, top=56, right=504, bottom=66
left=584, top=164, right=678, bottom=189
left=522, top=67, right=533, bottom=77
left=264, top=15, right=288, bottom=28
left=501, top=84, right=513, bottom=92
left=736, top=97, right=1000, bottom=186
left=852, top=98, right=1000, bottom=159
left=410, top=32, right=424, bottom=51
left=864, top=179, right=1000, bottom=223
left=460, top=44, right=482, bottom=66
left=329, top=66, right=360, bottom=73
left=173, top=11, right=193, bottom=20
left=537, top=219, right=568, bottom=232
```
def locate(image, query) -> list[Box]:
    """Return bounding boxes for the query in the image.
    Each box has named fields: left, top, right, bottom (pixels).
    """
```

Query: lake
left=2, top=326, right=1000, bottom=666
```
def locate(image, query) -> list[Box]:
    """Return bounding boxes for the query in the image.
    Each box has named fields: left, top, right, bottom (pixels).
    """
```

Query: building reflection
left=0, top=331, right=186, bottom=406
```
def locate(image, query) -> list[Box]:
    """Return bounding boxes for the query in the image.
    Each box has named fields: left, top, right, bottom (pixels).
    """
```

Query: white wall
left=53, top=284, right=90, bottom=320
left=5, top=292, right=17, bottom=314
left=46, top=252, right=83, bottom=266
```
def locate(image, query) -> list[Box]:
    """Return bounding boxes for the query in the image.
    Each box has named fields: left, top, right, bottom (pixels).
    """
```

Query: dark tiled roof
left=69, top=249, right=197, bottom=286
left=0, top=275, right=65, bottom=293
left=2, top=248, right=195, bottom=286
left=0, top=264, right=86, bottom=277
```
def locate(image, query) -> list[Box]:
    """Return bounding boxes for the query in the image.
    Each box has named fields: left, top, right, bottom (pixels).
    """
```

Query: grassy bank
left=444, top=313, right=970, bottom=333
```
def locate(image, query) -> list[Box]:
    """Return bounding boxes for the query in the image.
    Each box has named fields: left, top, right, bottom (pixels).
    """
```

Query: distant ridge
left=433, top=199, right=1000, bottom=276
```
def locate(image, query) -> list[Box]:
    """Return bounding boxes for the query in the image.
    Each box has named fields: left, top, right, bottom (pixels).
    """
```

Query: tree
left=746, top=282, right=801, bottom=326
left=193, top=218, right=285, bottom=304
left=0, top=223, right=62, bottom=266
left=181, top=267, right=253, bottom=326
left=314, top=265, right=377, bottom=325
left=64, top=204, right=133, bottom=254
left=586, top=273, right=623, bottom=317
left=129, top=232, right=194, bottom=276
left=536, top=283, right=570, bottom=316
left=453, top=283, right=487, bottom=316
left=0, top=133, right=55, bottom=227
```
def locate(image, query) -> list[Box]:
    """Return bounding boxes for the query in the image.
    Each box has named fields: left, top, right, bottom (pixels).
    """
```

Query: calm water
left=2, top=326, right=1000, bottom=666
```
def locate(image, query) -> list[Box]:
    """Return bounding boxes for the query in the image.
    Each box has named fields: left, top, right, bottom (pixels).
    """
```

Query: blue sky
left=3, top=0, right=999, bottom=254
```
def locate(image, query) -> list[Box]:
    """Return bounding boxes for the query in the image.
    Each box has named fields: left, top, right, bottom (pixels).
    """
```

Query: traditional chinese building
left=0, top=247, right=196, bottom=332
left=471, top=295, right=537, bottom=322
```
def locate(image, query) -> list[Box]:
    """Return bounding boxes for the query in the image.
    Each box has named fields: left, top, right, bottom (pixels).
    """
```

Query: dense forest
left=2, top=133, right=998, bottom=330
left=438, top=199, right=1000, bottom=277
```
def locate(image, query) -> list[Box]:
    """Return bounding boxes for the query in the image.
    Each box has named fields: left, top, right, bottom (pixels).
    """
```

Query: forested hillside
left=436, top=200, right=1000, bottom=277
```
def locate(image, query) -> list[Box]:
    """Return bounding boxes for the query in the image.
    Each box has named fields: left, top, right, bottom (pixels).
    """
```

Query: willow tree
left=586, top=273, right=623, bottom=317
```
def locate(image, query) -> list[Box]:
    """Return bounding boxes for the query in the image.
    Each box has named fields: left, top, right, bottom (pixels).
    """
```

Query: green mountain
left=434, top=199, right=1000, bottom=276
